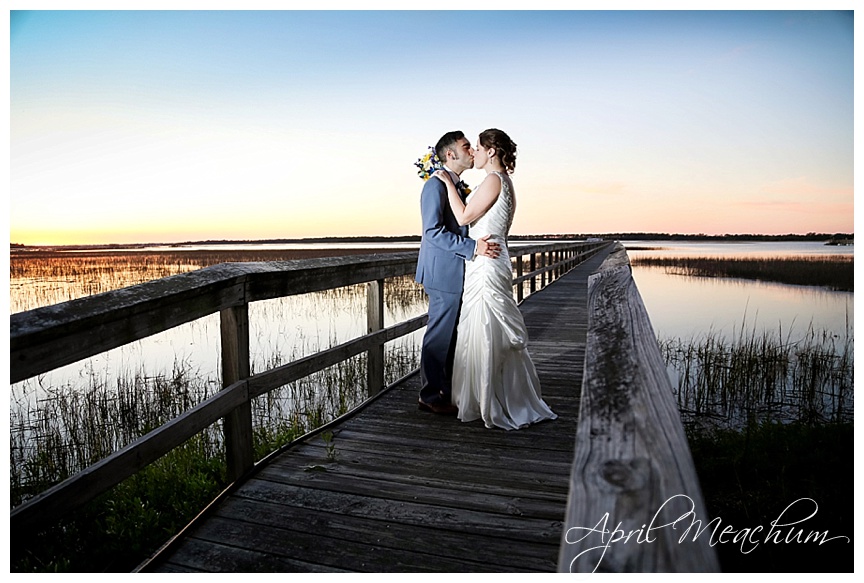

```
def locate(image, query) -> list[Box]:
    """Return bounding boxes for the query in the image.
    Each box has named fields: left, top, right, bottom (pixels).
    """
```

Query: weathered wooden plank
left=157, top=536, right=348, bottom=573
left=227, top=480, right=564, bottom=546
left=187, top=514, right=512, bottom=572
left=557, top=243, right=720, bottom=573
left=298, top=439, right=571, bottom=483
left=242, top=253, right=418, bottom=303
left=342, top=413, right=580, bottom=448
left=212, top=498, right=554, bottom=571
left=331, top=422, right=579, bottom=461
left=319, top=427, right=576, bottom=468
left=273, top=443, right=571, bottom=499
left=257, top=456, right=568, bottom=519
left=10, top=276, right=247, bottom=383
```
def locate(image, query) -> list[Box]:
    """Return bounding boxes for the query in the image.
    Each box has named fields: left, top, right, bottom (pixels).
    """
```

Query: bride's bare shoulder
left=481, top=172, right=503, bottom=188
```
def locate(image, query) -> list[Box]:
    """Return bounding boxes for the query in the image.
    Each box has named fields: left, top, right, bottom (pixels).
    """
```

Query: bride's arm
left=433, top=171, right=501, bottom=227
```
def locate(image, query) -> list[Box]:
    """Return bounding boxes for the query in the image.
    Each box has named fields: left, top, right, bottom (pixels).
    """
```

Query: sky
left=6, top=3, right=857, bottom=245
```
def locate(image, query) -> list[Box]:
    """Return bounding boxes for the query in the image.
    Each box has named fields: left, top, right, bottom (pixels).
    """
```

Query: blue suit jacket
left=415, top=173, right=476, bottom=293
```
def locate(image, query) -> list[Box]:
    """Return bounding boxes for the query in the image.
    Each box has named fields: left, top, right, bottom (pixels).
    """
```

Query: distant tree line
left=13, top=232, right=853, bottom=251
left=508, top=232, right=853, bottom=242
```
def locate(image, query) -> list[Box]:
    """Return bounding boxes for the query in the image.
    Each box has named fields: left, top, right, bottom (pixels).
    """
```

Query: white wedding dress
left=452, top=172, right=557, bottom=430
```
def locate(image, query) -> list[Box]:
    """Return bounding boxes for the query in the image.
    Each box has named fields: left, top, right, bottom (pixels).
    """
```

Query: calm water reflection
left=625, top=241, right=853, bottom=342
left=631, top=266, right=853, bottom=342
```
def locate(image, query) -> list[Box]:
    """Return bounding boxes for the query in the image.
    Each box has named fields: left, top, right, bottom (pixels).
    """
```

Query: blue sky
left=7, top=5, right=856, bottom=244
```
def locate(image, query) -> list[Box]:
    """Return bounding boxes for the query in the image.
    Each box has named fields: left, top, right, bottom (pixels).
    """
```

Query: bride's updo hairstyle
left=479, top=128, right=517, bottom=174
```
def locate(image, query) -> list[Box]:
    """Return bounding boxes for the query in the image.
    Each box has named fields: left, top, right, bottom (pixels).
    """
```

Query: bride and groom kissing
left=414, top=129, right=556, bottom=431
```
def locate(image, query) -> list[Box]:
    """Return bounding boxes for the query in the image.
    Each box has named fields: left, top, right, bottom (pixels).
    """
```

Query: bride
left=432, top=128, right=557, bottom=430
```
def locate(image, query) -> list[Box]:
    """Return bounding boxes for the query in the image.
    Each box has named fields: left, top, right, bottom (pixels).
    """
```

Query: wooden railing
left=10, top=240, right=610, bottom=535
left=557, top=243, right=720, bottom=572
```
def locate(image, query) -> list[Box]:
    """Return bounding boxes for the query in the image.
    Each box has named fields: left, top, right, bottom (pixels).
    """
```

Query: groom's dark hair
left=435, top=131, right=465, bottom=163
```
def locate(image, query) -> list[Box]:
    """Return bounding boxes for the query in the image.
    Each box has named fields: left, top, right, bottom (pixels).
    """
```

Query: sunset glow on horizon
left=9, top=7, right=855, bottom=246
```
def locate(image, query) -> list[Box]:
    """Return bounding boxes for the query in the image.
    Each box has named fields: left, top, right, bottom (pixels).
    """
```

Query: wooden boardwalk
left=140, top=246, right=613, bottom=573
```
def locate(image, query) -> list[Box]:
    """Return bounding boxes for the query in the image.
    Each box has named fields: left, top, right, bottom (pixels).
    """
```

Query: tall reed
left=659, top=321, right=853, bottom=432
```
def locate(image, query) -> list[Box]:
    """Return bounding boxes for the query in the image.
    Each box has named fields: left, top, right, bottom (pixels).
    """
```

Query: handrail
left=557, top=243, right=720, bottom=572
left=11, top=240, right=611, bottom=535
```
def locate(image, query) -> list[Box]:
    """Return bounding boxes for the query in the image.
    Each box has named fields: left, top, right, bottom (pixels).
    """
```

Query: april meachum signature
left=563, top=495, right=850, bottom=573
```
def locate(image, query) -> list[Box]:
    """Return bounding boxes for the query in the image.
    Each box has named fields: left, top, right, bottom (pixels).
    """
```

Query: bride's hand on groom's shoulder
left=432, top=170, right=451, bottom=185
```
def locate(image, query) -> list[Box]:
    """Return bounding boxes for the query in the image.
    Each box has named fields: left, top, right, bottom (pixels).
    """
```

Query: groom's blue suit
left=415, top=170, right=476, bottom=406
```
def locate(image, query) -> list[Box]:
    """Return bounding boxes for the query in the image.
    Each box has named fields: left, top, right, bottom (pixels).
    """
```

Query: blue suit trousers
left=419, top=287, right=461, bottom=405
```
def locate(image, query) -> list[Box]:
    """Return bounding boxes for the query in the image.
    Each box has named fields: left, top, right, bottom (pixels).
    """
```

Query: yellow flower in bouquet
left=414, top=146, right=443, bottom=181
left=413, top=146, right=471, bottom=194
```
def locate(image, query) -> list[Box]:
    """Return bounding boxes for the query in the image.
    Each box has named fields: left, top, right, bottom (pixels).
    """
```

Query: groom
left=415, top=130, right=500, bottom=415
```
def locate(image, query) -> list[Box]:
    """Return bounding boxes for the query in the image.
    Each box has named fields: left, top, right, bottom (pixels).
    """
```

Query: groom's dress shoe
left=418, top=399, right=458, bottom=416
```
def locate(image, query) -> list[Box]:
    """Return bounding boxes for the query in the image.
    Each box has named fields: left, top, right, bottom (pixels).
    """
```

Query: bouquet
left=414, top=146, right=471, bottom=194
left=414, top=146, right=443, bottom=181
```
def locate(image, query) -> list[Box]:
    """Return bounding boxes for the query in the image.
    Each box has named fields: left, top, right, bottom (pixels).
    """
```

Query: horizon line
left=10, top=231, right=854, bottom=249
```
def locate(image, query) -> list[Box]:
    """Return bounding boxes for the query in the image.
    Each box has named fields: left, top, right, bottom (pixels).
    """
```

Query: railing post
left=541, top=252, right=548, bottom=288
left=221, top=303, right=253, bottom=483
left=366, top=279, right=385, bottom=397
left=516, top=255, right=524, bottom=303
left=530, top=253, right=537, bottom=294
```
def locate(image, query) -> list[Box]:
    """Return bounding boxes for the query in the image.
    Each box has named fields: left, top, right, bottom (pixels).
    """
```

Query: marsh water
left=624, top=240, right=853, bottom=342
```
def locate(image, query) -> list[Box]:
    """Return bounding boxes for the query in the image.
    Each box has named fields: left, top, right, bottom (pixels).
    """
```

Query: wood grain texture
left=557, top=243, right=720, bottom=573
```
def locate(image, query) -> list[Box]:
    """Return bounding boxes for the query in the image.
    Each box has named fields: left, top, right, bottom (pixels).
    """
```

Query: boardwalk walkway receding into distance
left=140, top=246, right=614, bottom=573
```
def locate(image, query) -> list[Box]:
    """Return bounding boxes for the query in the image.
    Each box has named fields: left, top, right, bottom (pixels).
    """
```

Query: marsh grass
left=630, top=254, right=853, bottom=291
left=659, top=322, right=853, bottom=432
left=10, top=359, right=222, bottom=506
